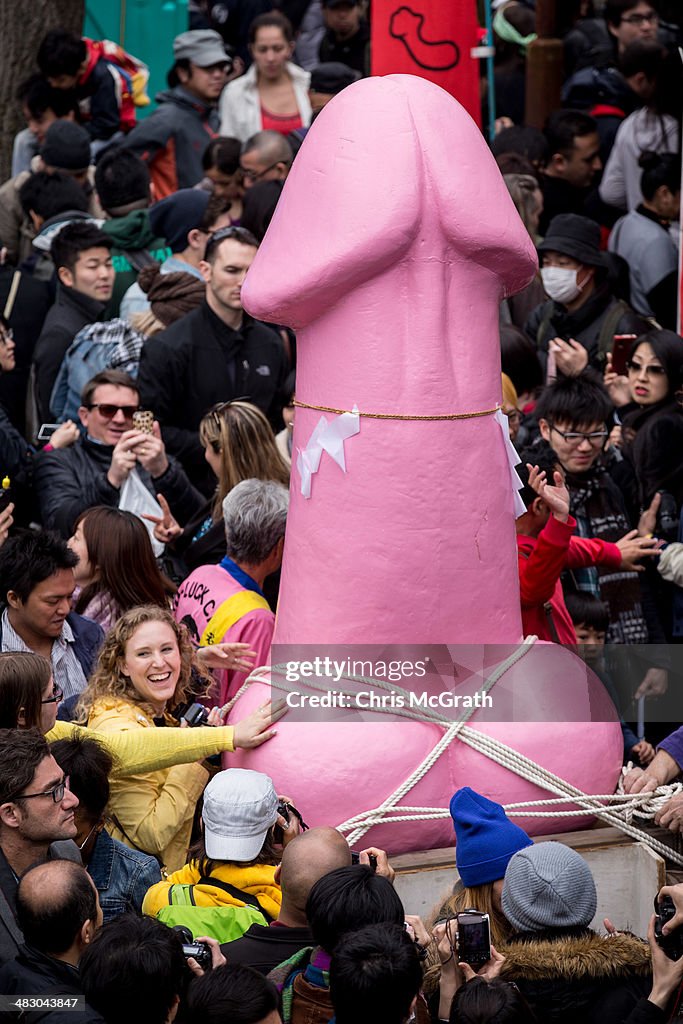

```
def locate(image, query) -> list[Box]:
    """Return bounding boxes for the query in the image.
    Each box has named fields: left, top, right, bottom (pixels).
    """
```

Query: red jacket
left=516, top=514, right=622, bottom=643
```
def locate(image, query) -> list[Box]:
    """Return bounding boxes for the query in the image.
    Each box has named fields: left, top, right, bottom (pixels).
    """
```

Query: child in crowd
left=565, top=591, right=655, bottom=766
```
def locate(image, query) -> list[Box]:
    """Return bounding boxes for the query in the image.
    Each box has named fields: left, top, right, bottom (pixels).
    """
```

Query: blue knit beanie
left=450, top=787, right=533, bottom=888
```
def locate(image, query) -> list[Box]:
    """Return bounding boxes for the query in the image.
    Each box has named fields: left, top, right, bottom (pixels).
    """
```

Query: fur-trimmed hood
left=499, top=930, right=651, bottom=1024
left=500, top=930, right=651, bottom=981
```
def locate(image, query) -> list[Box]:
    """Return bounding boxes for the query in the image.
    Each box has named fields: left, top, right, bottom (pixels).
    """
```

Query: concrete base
left=392, top=825, right=666, bottom=938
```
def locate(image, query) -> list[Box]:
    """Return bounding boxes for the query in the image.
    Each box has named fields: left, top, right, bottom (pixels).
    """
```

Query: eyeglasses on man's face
left=549, top=424, right=609, bottom=448
left=621, top=11, right=659, bottom=25
left=14, top=775, right=70, bottom=804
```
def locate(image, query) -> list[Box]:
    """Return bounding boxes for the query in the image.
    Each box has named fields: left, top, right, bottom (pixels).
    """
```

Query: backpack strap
left=127, top=248, right=157, bottom=273
left=535, top=301, right=555, bottom=350
left=597, top=299, right=631, bottom=364
left=197, top=875, right=273, bottom=923
left=3, top=271, right=21, bottom=321
left=200, top=590, right=271, bottom=647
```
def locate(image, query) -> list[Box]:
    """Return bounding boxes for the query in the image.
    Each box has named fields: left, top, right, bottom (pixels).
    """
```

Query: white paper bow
left=297, top=406, right=361, bottom=498
left=495, top=408, right=526, bottom=519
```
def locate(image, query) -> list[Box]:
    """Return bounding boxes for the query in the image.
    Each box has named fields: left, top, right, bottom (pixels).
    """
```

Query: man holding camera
left=35, top=369, right=203, bottom=538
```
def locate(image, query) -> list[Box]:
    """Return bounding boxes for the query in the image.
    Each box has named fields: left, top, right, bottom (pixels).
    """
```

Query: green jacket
left=101, top=209, right=170, bottom=317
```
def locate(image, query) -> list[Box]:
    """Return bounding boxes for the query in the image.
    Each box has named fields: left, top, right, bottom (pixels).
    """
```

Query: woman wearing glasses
left=0, top=649, right=281, bottom=786
left=219, top=12, right=311, bottom=143
left=605, top=330, right=683, bottom=509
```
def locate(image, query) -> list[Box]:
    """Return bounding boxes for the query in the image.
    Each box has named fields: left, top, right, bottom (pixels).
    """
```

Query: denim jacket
left=88, top=829, right=161, bottom=922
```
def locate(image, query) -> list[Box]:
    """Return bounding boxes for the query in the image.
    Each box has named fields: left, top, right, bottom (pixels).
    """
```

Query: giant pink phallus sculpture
left=230, top=74, right=623, bottom=853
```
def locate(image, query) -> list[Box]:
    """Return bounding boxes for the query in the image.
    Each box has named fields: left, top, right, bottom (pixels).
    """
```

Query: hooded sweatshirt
left=101, top=208, right=170, bottom=317
left=122, top=87, right=220, bottom=199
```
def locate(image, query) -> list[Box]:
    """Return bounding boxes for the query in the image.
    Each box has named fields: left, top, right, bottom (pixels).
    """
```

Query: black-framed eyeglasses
left=549, top=424, right=609, bottom=448
left=204, top=226, right=258, bottom=263
left=621, top=11, right=658, bottom=24
left=14, top=775, right=70, bottom=804
left=0, top=328, right=14, bottom=343
left=87, top=403, right=139, bottom=419
left=41, top=684, right=63, bottom=706
left=240, top=161, right=283, bottom=183
left=626, top=360, right=666, bottom=377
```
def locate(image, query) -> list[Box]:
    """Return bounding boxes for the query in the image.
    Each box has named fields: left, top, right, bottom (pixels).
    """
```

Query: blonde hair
left=199, top=401, right=290, bottom=521
left=502, top=372, right=519, bottom=411
left=422, top=881, right=513, bottom=996
left=503, top=173, right=540, bottom=237
left=129, top=309, right=166, bottom=337
left=75, top=606, right=205, bottom=722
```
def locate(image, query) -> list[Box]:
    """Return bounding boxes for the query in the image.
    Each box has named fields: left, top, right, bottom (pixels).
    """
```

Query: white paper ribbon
left=296, top=406, right=361, bottom=498
left=495, top=408, right=526, bottom=519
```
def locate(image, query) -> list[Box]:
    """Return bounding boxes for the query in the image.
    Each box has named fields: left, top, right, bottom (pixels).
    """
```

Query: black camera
left=654, top=896, right=683, bottom=961
left=350, top=851, right=378, bottom=869
left=182, top=942, right=212, bottom=969
left=273, top=801, right=308, bottom=844
left=172, top=925, right=213, bottom=970
left=176, top=702, right=210, bottom=728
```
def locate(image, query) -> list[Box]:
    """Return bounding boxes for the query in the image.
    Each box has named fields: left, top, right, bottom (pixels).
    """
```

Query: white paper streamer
left=296, top=406, right=361, bottom=499
left=495, top=408, right=526, bottom=519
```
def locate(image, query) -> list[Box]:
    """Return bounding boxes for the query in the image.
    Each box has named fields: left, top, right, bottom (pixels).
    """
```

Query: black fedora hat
left=538, top=213, right=607, bottom=268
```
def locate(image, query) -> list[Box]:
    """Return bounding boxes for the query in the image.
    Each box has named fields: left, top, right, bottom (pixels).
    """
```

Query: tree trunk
left=0, top=0, right=84, bottom=180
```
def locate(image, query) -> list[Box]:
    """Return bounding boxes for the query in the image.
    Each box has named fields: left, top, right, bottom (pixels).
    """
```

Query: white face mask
left=541, top=266, right=583, bottom=305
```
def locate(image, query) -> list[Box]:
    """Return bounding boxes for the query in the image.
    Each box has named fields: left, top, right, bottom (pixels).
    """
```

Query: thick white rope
left=232, top=646, right=683, bottom=863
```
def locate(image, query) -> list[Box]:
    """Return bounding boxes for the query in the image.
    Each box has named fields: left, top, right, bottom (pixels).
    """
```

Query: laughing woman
left=74, top=606, right=279, bottom=870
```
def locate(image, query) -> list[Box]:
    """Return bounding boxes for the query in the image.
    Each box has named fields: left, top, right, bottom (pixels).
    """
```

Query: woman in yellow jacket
left=143, top=768, right=291, bottom=923
left=74, top=606, right=276, bottom=872
left=0, top=647, right=282, bottom=779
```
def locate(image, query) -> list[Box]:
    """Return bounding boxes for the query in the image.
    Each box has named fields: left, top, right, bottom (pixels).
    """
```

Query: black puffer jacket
left=500, top=928, right=652, bottom=1024
left=34, top=434, right=204, bottom=537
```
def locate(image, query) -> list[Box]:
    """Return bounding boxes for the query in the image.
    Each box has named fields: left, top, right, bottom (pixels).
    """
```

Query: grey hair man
left=173, top=479, right=289, bottom=705
left=240, top=131, right=293, bottom=189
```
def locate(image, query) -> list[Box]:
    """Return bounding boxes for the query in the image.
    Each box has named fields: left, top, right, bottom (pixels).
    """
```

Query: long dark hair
left=73, top=507, right=175, bottom=616
left=629, top=330, right=683, bottom=401
left=0, top=651, right=51, bottom=730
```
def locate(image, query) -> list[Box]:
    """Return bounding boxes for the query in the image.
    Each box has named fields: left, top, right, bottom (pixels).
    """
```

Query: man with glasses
left=526, top=214, right=648, bottom=374
left=0, top=729, right=80, bottom=966
left=240, top=130, right=293, bottom=190
left=605, top=0, right=660, bottom=56
left=35, top=369, right=203, bottom=537
left=515, top=442, right=653, bottom=644
left=137, top=226, right=286, bottom=492
left=535, top=374, right=669, bottom=698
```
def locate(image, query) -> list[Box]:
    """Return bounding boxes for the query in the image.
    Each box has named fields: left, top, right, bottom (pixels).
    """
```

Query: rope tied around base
left=227, top=645, right=683, bottom=865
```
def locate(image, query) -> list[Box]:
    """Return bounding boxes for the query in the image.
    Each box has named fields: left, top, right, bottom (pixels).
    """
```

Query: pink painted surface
left=235, top=75, right=623, bottom=851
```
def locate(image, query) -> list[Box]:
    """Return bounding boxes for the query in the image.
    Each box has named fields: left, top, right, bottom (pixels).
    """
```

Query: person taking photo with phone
left=35, top=369, right=204, bottom=538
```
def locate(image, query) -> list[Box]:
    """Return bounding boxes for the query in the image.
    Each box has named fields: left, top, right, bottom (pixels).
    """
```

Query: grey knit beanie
left=502, top=842, right=597, bottom=933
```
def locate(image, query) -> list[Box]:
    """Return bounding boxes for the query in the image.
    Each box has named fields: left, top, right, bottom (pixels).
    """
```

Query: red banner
left=370, top=0, right=482, bottom=127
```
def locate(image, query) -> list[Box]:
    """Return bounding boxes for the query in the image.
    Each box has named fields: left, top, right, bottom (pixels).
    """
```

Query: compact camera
left=456, top=909, right=492, bottom=969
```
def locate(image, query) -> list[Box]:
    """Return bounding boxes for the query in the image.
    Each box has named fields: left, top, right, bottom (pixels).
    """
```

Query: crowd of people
left=0, top=0, right=682, bottom=1020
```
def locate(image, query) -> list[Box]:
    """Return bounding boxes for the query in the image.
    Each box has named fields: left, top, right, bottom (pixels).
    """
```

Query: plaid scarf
left=565, top=465, right=648, bottom=644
